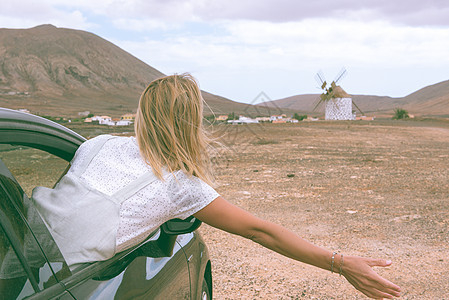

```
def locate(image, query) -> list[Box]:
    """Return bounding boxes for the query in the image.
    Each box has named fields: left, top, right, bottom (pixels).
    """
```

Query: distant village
left=82, top=112, right=315, bottom=125
left=83, top=113, right=135, bottom=126
left=83, top=112, right=376, bottom=126
left=84, top=112, right=311, bottom=126
left=210, top=112, right=375, bottom=124
left=222, top=114, right=302, bottom=124
left=15, top=108, right=376, bottom=125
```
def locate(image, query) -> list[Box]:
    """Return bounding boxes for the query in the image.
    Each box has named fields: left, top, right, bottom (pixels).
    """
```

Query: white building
left=91, top=115, right=111, bottom=123
left=227, top=116, right=259, bottom=124
left=88, top=115, right=133, bottom=126
left=325, top=98, right=355, bottom=120
left=269, top=114, right=287, bottom=121
left=115, top=120, right=133, bottom=126
left=256, top=117, right=271, bottom=122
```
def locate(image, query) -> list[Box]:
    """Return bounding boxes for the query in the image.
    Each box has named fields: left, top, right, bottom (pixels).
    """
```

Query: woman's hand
left=341, top=255, right=401, bottom=299
left=194, top=197, right=401, bottom=299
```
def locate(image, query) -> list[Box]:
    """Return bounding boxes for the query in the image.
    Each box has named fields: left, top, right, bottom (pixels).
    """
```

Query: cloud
left=1, top=0, right=448, bottom=101
left=72, top=0, right=449, bottom=26
left=0, top=0, right=94, bottom=30
left=132, top=18, right=449, bottom=69
left=3, top=0, right=449, bottom=33
left=112, top=18, right=170, bottom=32
left=6, top=0, right=446, bottom=26
left=110, top=17, right=449, bottom=100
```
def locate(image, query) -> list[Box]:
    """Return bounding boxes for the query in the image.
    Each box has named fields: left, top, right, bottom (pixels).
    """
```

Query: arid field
left=200, top=119, right=449, bottom=299
left=4, top=119, right=448, bottom=299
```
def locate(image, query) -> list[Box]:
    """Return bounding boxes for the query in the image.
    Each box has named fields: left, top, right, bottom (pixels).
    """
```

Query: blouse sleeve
left=69, top=135, right=109, bottom=174
left=69, top=137, right=97, bottom=171
left=166, top=171, right=220, bottom=220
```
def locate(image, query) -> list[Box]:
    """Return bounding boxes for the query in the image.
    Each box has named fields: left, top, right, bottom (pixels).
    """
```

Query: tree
left=203, top=115, right=215, bottom=123
left=227, top=112, right=237, bottom=120
left=293, top=113, right=307, bottom=121
left=393, top=108, right=409, bottom=120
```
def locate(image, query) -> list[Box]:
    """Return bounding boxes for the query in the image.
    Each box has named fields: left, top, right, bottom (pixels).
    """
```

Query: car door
left=0, top=108, right=193, bottom=299
left=0, top=159, right=74, bottom=299
left=0, top=149, right=192, bottom=300
left=64, top=232, right=192, bottom=300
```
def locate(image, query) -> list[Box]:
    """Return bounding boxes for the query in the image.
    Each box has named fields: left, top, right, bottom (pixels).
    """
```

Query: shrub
left=252, top=139, right=279, bottom=145
left=227, top=112, right=237, bottom=120
left=393, top=108, right=409, bottom=120
left=293, top=113, right=307, bottom=121
left=203, top=115, right=215, bottom=122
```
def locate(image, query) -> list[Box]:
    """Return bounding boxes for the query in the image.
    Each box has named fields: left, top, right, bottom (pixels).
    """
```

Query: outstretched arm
left=194, top=196, right=401, bottom=299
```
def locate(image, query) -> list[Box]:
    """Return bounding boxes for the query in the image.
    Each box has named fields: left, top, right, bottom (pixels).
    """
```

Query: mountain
left=3, top=25, right=446, bottom=118
left=401, top=80, right=449, bottom=116
left=266, top=94, right=402, bottom=115
left=265, top=80, right=449, bottom=117
left=0, top=25, right=276, bottom=117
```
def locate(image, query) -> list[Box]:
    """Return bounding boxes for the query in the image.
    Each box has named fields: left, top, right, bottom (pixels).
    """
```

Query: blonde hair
left=135, top=73, right=214, bottom=185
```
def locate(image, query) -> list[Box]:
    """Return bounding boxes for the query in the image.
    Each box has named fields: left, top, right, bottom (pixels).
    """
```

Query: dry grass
left=3, top=119, right=448, bottom=299
left=201, top=120, right=449, bottom=299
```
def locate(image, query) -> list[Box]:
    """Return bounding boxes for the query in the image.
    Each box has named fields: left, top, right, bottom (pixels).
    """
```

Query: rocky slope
left=0, top=25, right=268, bottom=117
left=266, top=81, right=449, bottom=117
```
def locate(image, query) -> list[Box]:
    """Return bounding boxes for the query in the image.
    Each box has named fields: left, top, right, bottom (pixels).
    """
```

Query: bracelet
left=339, top=254, right=344, bottom=276
left=331, top=251, right=338, bottom=273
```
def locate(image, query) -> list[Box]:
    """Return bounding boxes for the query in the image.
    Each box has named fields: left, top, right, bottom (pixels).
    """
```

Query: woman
left=33, top=73, right=401, bottom=298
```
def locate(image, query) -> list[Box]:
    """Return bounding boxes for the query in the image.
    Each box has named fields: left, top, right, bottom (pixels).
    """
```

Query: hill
left=0, top=25, right=278, bottom=117
left=3, top=25, right=446, bottom=119
left=266, top=80, right=449, bottom=117
left=401, top=80, right=449, bottom=117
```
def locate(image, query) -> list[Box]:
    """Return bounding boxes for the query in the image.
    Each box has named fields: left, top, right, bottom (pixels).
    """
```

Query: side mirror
left=138, top=216, right=201, bottom=258
left=161, top=216, right=202, bottom=235
left=93, top=217, right=202, bottom=281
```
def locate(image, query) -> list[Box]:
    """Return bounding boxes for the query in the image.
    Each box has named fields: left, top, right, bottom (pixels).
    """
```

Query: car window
left=0, top=145, right=69, bottom=196
left=0, top=158, right=71, bottom=299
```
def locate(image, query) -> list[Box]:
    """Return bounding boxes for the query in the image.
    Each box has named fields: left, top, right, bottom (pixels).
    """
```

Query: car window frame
left=0, top=158, right=72, bottom=296
left=0, top=108, right=197, bottom=299
left=0, top=108, right=85, bottom=161
left=0, top=109, right=162, bottom=291
left=0, top=206, right=40, bottom=292
left=0, top=108, right=86, bottom=298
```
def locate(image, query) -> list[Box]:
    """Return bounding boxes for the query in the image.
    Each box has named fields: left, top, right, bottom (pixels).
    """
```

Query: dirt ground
left=3, top=119, right=448, bottom=299
left=199, top=120, right=449, bottom=299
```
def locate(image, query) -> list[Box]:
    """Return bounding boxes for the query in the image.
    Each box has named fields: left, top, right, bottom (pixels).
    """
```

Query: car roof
left=0, top=108, right=86, bottom=161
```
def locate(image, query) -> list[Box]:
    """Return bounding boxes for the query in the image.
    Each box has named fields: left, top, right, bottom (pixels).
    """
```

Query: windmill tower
left=314, top=68, right=363, bottom=120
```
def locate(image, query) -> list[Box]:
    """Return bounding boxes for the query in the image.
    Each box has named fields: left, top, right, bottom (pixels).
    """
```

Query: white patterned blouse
left=69, top=135, right=219, bottom=252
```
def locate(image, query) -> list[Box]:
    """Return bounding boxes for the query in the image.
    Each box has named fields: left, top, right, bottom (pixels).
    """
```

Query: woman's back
left=71, top=135, right=218, bottom=252
left=33, top=134, right=219, bottom=266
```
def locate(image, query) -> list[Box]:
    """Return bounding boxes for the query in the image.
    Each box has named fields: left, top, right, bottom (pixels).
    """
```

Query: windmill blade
left=315, top=71, right=326, bottom=87
left=352, top=100, right=364, bottom=115
left=312, top=97, right=324, bottom=111
left=313, top=92, right=332, bottom=111
left=334, top=67, right=347, bottom=84
left=321, top=81, right=327, bottom=90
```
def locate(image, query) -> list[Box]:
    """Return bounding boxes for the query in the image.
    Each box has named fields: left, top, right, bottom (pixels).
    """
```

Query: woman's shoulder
left=71, top=135, right=136, bottom=165
left=165, top=170, right=217, bottom=193
left=83, top=134, right=136, bottom=149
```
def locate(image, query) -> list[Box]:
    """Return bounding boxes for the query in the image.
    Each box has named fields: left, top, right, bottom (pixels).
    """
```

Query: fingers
left=367, top=259, right=401, bottom=295
left=355, top=281, right=401, bottom=299
left=345, top=256, right=401, bottom=298
left=346, top=276, right=397, bottom=299
left=357, top=277, right=401, bottom=299
left=368, top=258, right=392, bottom=268
left=366, top=288, right=396, bottom=299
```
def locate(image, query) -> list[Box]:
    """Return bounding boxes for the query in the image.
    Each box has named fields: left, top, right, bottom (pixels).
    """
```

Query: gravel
left=200, top=120, right=449, bottom=299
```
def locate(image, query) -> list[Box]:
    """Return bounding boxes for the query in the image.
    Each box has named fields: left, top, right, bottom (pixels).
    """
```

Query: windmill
left=313, top=68, right=363, bottom=120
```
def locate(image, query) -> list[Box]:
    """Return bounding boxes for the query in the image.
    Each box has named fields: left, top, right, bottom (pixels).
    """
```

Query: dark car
left=0, top=107, right=212, bottom=299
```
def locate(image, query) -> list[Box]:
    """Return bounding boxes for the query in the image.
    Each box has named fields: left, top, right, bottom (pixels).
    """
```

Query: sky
left=1, top=0, right=449, bottom=104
